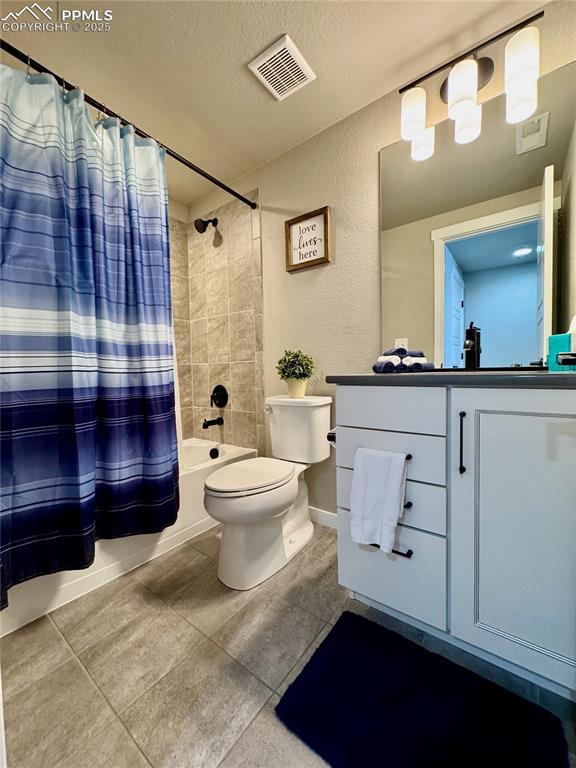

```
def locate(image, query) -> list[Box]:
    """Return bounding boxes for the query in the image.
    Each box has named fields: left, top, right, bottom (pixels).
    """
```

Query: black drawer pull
left=403, top=501, right=413, bottom=509
left=405, top=453, right=413, bottom=461
left=458, top=411, right=466, bottom=474
left=369, top=544, right=414, bottom=559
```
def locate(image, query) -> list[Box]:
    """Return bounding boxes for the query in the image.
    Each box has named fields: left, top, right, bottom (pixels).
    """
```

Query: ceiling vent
left=516, top=112, right=550, bottom=155
left=248, top=34, right=316, bottom=101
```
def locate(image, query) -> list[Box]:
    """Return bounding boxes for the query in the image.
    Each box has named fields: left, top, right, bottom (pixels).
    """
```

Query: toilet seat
left=205, top=457, right=295, bottom=498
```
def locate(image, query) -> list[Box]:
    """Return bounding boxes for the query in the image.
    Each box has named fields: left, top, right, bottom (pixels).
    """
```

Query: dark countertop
left=326, top=370, right=576, bottom=389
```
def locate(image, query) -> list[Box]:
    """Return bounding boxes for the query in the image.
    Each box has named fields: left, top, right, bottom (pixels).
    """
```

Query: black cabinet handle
left=369, top=544, right=414, bottom=559
left=403, top=501, right=413, bottom=509
left=458, top=411, right=466, bottom=475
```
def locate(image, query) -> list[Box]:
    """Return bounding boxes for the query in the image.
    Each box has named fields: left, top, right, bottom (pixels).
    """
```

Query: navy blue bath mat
left=276, top=611, right=569, bottom=767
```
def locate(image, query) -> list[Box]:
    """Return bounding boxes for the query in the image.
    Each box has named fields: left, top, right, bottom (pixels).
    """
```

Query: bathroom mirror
left=380, top=60, right=576, bottom=368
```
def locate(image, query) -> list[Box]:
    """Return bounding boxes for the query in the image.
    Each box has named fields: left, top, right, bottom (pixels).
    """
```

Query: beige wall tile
left=255, top=387, right=265, bottom=425
left=229, top=259, right=254, bottom=314
left=252, top=238, right=262, bottom=277
left=206, top=268, right=229, bottom=317
left=179, top=365, right=193, bottom=409
left=209, top=362, right=232, bottom=399
left=174, top=320, right=191, bottom=367
left=191, top=319, right=208, bottom=363
left=227, top=228, right=252, bottom=268
left=232, top=411, right=257, bottom=449
left=253, top=276, right=263, bottom=315
left=169, top=221, right=188, bottom=277
left=207, top=315, right=230, bottom=363
left=255, top=350, right=264, bottom=383
left=254, top=314, right=263, bottom=352
left=205, top=235, right=227, bottom=273
left=192, top=364, right=209, bottom=408
left=189, top=273, right=207, bottom=321
left=181, top=407, right=194, bottom=440
left=257, top=424, right=267, bottom=456
left=231, top=362, right=256, bottom=412
left=187, top=232, right=205, bottom=276
left=171, top=275, right=190, bottom=322
left=230, top=312, right=255, bottom=362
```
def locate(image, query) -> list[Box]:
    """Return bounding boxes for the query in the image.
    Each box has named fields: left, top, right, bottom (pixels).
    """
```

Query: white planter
left=286, top=378, right=308, bottom=398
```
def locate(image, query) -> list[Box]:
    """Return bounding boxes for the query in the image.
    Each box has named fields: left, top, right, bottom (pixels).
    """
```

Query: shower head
left=194, top=217, right=218, bottom=234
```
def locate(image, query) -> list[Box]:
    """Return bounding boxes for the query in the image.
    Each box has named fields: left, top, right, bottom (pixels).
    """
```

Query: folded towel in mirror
left=408, top=361, right=435, bottom=371
left=376, top=355, right=402, bottom=365
left=382, top=348, right=425, bottom=359
left=373, top=360, right=396, bottom=373
left=402, top=355, right=428, bottom=366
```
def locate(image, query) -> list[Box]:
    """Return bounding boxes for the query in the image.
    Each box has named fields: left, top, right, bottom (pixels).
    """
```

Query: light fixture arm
left=398, top=9, right=544, bottom=95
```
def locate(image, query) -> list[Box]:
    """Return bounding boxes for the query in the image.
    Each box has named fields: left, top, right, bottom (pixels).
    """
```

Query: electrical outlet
left=395, top=338, right=408, bottom=348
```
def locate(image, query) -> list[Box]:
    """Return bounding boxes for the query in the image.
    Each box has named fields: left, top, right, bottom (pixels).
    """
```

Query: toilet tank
left=266, top=395, right=332, bottom=463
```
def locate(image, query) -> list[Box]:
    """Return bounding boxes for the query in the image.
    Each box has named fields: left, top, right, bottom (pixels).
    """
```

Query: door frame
left=431, top=198, right=560, bottom=367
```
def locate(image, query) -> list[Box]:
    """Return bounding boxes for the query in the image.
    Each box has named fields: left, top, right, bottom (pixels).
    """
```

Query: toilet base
left=217, top=475, right=313, bottom=590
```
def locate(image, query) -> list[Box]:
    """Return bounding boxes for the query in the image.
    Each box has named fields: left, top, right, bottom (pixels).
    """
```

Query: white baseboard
left=309, top=506, right=338, bottom=529
left=1, top=516, right=219, bottom=637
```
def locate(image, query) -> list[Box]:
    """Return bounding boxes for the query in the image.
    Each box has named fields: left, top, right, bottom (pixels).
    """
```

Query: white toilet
left=204, top=395, right=332, bottom=590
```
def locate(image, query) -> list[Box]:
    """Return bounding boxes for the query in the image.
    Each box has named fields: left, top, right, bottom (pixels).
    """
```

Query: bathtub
left=1, top=437, right=255, bottom=636
left=178, top=438, right=257, bottom=535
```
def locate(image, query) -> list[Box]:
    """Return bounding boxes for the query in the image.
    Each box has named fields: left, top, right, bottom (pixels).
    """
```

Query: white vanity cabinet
left=330, top=377, right=576, bottom=696
left=450, top=387, right=576, bottom=690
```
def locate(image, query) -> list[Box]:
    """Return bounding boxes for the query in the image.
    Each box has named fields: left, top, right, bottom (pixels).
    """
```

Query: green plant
left=276, top=349, right=315, bottom=381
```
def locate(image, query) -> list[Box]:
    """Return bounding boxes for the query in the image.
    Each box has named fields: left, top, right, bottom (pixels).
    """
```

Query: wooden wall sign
left=285, top=206, right=331, bottom=272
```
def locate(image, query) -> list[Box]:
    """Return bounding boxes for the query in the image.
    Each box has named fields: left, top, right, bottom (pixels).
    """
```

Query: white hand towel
left=376, top=355, right=402, bottom=366
left=402, top=356, right=427, bottom=366
left=350, top=448, right=408, bottom=553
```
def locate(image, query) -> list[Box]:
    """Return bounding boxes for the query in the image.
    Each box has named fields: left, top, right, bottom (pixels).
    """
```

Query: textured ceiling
left=1, top=0, right=547, bottom=204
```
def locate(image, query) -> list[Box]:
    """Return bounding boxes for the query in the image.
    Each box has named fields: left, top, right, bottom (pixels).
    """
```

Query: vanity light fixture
left=397, top=11, right=543, bottom=160
left=505, top=27, right=540, bottom=124
left=411, top=126, right=435, bottom=161
left=447, top=59, right=478, bottom=122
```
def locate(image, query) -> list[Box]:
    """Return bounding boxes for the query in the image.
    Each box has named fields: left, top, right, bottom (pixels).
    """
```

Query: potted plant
left=276, top=349, right=315, bottom=398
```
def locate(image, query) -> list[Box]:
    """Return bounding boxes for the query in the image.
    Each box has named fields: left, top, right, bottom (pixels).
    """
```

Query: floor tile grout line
left=214, top=689, right=275, bottom=768
left=46, top=614, right=155, bottom=768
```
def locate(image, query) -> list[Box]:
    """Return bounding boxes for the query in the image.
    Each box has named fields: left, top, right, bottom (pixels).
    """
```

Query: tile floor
left=2, top=523, right=575, bottom=768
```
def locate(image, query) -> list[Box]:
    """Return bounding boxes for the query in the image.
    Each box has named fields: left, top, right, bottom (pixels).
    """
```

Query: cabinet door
left=450, top=387, right=576, bottom=689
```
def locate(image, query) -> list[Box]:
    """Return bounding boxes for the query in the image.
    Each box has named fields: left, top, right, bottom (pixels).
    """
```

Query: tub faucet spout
left=203, top=417, right=224, bottom=429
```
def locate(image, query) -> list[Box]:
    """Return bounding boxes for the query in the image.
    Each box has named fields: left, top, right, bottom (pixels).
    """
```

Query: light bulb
left=411, top=126, right=435, bottom=161
left=454, top=104, right=482, bottom=144
left=448, top=59, right=478, bottom=122
left=505, top=27, right=539, bottom=124
left=506, top=80, right=538, bottom=124
left=400, top=87, right=427, bottom=141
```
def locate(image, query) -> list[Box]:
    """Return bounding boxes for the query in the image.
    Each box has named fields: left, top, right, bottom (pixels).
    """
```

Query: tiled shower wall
left=173, top=192, right=264, bottom=453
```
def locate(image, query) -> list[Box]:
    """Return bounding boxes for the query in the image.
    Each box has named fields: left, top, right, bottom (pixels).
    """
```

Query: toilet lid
left=205, top=457, right=294, bottom=494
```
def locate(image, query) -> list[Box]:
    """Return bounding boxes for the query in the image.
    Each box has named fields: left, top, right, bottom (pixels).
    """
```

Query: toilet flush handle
left=264, top=406, right=273, bottom=414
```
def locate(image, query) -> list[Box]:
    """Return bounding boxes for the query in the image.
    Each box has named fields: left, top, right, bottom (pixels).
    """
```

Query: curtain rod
left=0, top=39, right=257, bottom=210
left=398, top=9, right=545, bottom=94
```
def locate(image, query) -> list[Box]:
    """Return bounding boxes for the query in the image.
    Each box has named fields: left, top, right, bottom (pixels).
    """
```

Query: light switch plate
left=395, top=338, right=408, bottom=348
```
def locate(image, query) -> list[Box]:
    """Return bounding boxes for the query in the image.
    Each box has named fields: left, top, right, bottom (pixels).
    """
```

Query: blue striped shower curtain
left=0, top=65, right=179, bottom=607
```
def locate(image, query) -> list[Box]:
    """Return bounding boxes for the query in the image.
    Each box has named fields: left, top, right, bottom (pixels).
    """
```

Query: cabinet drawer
left=336, top=386, right=446, bottom=436
left=336, top=468, right=446, bottom=536
left=336, top=426, right=445, bottom=486
left=338, top=508, right=447, bottom=630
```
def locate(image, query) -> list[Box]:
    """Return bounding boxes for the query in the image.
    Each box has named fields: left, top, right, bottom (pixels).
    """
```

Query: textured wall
left=182, top=194, right=265, bottom=451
